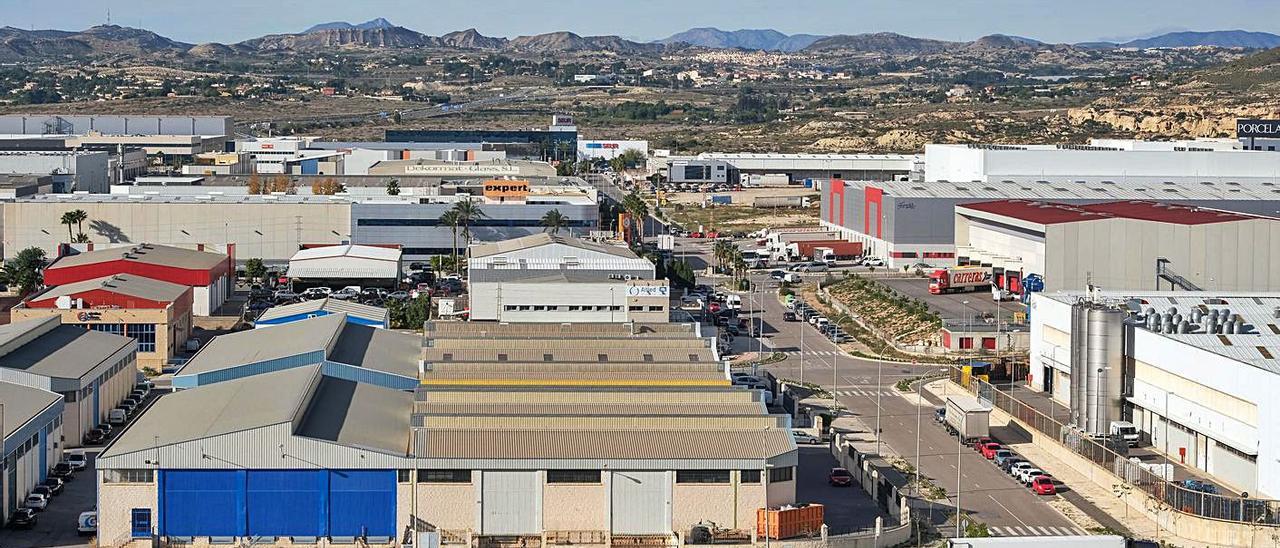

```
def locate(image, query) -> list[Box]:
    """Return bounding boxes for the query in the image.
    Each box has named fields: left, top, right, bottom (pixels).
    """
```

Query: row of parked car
left=932, top=409, right=1061, bottom=495
left=785, top=298, right=851, bottom=344
left=85, top=380, right=153, bottom=446
left=6, top=450, right=91, bottom=530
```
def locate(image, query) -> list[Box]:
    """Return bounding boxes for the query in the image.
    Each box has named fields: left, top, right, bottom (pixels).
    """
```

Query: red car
left=972, top=437, right=993, bottom=451
left=706, top=231, right=720, bottom=239
left=1031, top=475, right=1057, bottom=495
left=690, top=232, right=704, bottom=239
left=828, top=467, right=853, bottom=487
left=708, top=302, right=722, bottom=314
left=980, top=442, right=1002, bottom=459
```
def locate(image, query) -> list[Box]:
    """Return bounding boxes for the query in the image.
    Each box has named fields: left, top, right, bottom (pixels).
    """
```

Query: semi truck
left=928, top=266, right=992, bottom=295
left=944, top=394, right=991, bottom=443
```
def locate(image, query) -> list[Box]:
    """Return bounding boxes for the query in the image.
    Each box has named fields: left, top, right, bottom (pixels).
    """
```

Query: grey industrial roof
left=845, top=178, right=1280, bottom=201
left=415, top=429, right=793, bottom=460
left=467, top=269, right=652, bottom=284
left=1040, top=291, right=1280, bottom=374
left=425, top=321, right=698, bottom=339
left=255, top=298, right=388, bottom=324
left=469, top=233, right=638, bottom=259
left=414, top=402, right=767, bottom=417
left=47, top=243, right=226, bottom=271
left=0, top=381, right=60, bottom=440
left=0, top=319, right=131, bottom=380
left=328, top=325, right=421, bottom=377
left=177, top=314, right=418, bottom=378
left=28, top=274, right=188, bottom=304
left=101, top=366, right=318, bottom=457
left=295, top=376, right=412, bottom=455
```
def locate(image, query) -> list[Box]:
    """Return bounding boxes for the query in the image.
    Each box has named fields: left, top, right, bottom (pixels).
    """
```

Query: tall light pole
left=875, top=350, right=883, bottom=455
left=800, top=310, right=805, bottom=384
left=914, top=378, right=923, bottom=497
left=956, top=300, right=968, bottom=539
left=763, top=463, right=774, bottom=548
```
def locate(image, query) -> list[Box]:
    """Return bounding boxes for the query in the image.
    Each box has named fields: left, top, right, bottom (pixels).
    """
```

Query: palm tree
left=541, top=209, right=568, bottom=235
left=439, top=209, right=462, bottom=275
left=59, top=211, right=78, bottom=243
left=621, top=192, right=649, bottom=243
left=70, top=209, right=88, bottom=236
left=451, top=200, right=487, bottom=244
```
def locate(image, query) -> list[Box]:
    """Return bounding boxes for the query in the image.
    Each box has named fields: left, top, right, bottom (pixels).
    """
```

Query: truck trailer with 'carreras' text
left=928, top=266, right=991, bottom=295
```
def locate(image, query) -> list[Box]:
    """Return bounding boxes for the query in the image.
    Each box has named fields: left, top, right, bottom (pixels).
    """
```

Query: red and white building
left=44, top=243, right=232, bottom=316
left=12, top=274, right=193, bottom=370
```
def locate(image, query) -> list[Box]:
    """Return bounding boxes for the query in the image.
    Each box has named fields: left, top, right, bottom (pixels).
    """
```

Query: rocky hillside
left=507, top=32, right=662, bottom=54
left=441, top=28, right=508, bottom=49
left=804, top=32, right=956, bottom=54
left=656, top=28, right=824, bottom=52
left=237, top=26, right=440, bottom=51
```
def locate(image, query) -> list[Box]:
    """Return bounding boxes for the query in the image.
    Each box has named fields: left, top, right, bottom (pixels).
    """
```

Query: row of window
left=503, top=305, right=627, bottom=312
left=71, top=323, right=158, bottom=353
left=358, top=218, right=594, bottom=228
left=104, top=469, right=156, bottom=483
left=392, top=468, right=795, bottom=485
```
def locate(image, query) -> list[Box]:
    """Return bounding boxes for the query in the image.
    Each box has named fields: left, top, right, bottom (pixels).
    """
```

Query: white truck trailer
left=945, top=394, right=991, bottom=443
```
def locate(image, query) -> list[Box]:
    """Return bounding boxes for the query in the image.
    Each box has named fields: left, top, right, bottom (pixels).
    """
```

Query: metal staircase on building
left=1155, top=258, right=1203, bottom=291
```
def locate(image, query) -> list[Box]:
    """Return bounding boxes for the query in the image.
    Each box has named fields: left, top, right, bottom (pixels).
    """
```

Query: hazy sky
left=6, top=0, right=1280, bottom=44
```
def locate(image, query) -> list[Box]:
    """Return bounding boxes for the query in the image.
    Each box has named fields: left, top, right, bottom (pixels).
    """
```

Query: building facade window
left=547, top=470, right=601, bottom=484
left=104, top=469, right=155, bottom=483
left=676, top=470, right=731, bottom=483
left=768, top=466, right=794, bottom=483
left=418, top=469, right=472, bottom=483
left=740, top=470, right=761, bottom=483
left=125, top=324, right=157, bottom=353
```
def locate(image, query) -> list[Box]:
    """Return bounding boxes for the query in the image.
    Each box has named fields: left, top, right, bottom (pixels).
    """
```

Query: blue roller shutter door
left=161, top=470, right=246, bottom=537
left=328, top=470, right=395, bottom=537
left=247, top=470, right=327, bottom=537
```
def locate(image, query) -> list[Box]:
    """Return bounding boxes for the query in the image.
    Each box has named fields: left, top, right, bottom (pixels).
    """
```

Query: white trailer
left=948, top=535, right=1126, bottom=547
left=945, top=394, right=991, bottom=442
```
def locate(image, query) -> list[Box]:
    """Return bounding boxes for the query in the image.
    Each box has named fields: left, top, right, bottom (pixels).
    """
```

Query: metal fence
left=949, top=367, right=1280, bottom=526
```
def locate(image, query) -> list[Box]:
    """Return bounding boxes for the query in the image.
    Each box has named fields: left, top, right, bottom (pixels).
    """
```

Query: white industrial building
left=0, top=381, right=64, bottom=528
left=1030, top=291, right=1280, bottom=497
left=468, top=234, right=669, bottom=323
left=821, top=178, right=1280, bottom=269
left=0, top=150, right=109, bottom=193
left=694, top=153, right=916, bottom=183
left=954, top=200, right=1280, bottom=292
left=923, top=142, right=1280, bottom=184
left=287, top=244, right=403, bottom=287
left=577, top=140, right=648, bottom=161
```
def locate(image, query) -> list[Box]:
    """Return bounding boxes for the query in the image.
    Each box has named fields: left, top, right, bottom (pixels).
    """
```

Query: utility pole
left=875, top=351, right=883, bottom=455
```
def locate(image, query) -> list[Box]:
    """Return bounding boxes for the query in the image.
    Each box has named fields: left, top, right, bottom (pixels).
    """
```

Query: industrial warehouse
left=95, top=321, right=795, bottom=544
left=1029, top=291, right=1280, bottom=497
left=467, top=234, right=669, bottom=323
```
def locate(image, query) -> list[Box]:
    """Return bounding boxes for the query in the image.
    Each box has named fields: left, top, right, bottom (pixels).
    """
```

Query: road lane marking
left=987, top=494, right=1032, bottom=529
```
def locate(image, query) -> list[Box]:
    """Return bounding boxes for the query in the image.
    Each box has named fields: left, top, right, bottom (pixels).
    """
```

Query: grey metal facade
left=352, top=202, right=599, bottom=260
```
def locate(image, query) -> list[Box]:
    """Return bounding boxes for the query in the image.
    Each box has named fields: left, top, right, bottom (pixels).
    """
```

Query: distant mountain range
left=656, top=28, right=824, bottom=52
left=0, top=21, right=1277, bottom=62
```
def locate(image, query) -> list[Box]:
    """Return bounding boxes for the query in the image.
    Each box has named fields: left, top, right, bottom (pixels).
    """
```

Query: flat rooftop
left=47, top=243, right=227, bottom=271
left=0, top=381, right=60, bottom=440
left=27, top=273, right=188, bottom=305
left=0, top=318, right=131, bottom=380
left=958, top=200, right=1268, bottom=226
left=843, top=178, right=1280, bottom=201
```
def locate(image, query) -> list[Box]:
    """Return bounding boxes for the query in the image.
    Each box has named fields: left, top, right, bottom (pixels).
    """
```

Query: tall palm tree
left=451, top=200, right=487, bottom=244
left=439, top=209, right=462, bottom=274
left=70, top=209, right=88, bottom=237
left=59, top=211, right=77, bottom=243
left=541, top=209, right=568, bottom=235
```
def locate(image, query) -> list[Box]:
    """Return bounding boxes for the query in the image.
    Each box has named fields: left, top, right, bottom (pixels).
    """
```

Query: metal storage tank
left=1069, top=304, right=1126, bottom=434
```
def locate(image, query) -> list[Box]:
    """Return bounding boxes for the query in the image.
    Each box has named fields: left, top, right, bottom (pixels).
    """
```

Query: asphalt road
left=0, top=452, right=96, bottom=548
left=722, top=271, right=1096, bottom=538
left=878, top=278, right=1017, bottom=323
left=794, top=447, right=889, bottom=534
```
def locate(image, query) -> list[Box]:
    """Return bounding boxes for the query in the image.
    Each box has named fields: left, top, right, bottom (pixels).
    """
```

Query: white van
left=725, top=294, right=743, bottom=310
left=78, top=511, right=97, bottom=535
left=107, top=409, right=127, bottom=426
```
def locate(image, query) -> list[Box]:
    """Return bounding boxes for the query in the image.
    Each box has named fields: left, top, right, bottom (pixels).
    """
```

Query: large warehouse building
left=44, top=243, right=233, bottom=316
left=821, top=178, right=1280, bottom=268
left=954, top=200, right=1280, bottom=292
left=96, top=321, right=793, bottom=544
left=0, top=150, right=109, bottom=193
left=0, top=381, right=63, bottom=528
left=1029, top=291, right=1280, bottom=497
left=467, top=234, right=669, bottom=323
left=0, top=317, right=136, bottom=448
left=923, top=142, right=1280, bottom=184
left=667, top=153, right=916, bottom=184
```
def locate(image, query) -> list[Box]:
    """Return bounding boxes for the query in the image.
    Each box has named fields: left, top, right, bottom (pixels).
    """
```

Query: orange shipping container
left=756, top=504, right=824, bottom=539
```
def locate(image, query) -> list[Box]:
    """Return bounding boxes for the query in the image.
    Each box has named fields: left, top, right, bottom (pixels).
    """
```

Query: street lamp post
left=956, top=300, right=969, bottom=539
left=875, top=351, right=883, bottom=455
left=800, top=311, right=805, bottom=384
left=763, top=463, right=774, bottom=548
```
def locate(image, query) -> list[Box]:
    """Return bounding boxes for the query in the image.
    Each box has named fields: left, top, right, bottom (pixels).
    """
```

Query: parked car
left=799, top=262, right=829, bottom=273
left=9, top=508, right=37, bottom=529
left=24, top=493, right=48, bottom=511
left=862, top=257, right=885, bottom=267
left=246, top=300, right=272, bottom=312
left=972, top=436, right=993, bottom=451
left=980, top=443, right=1002, bottom=459
left=330, top=287, right=359, bottom=300
left=993, top=450, right=1016, bottom=468
left=387, top=291, right=409, bottom=301
left=77, top=511, right=97, bottom=536
left=783, top=311, right=798, bottom=322
left=32, top=485, right=55, bottom=500
left=1031, top=475, right=1057, bottom=495
left=769, top=270, right=787, bottom=281
left=791, top=431, right=820, bottom=444
left=42, top=477, right=64, bottom=496
left=1001, top=457, right=1028, bottom=474
left=66, top=451, right=87, bottom=471
left=1008, top=461, right=1034, bottom=478
left=272, top=290, right=300, bottom=303
left=83, top=428, right=107, bottom=446
left=301, top=287, right=330, bottom=299
left=107, top=408, right=127, bottom=426
left=1017, top=467, right=1045, bottom=485
left=828, top=467, right=853, bottom=487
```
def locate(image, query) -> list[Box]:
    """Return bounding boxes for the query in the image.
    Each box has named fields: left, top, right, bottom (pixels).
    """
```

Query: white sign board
left=626, top=285, right=670, bottom=297
left=404, top=165, right=522, bottom=175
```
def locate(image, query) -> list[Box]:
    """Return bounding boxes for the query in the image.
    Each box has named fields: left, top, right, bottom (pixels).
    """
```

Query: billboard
left=482, top=179, right=530, bottom=200
left=1237, top=119, right=1280, bottom=139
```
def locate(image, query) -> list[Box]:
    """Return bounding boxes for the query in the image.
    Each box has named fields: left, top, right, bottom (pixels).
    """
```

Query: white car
left=78, top=511, right=98, bottom=536
left=1016, top=467, right=1044, bottom=484
left=1009, top=461, right=1034, bottom=477
left=66, top=452, right=88, bottom=471
left=862, top=257, right=885, bottom=267
left=792, top=431, right=821, bottom=444
left=24, top=493, right=48, bottom=511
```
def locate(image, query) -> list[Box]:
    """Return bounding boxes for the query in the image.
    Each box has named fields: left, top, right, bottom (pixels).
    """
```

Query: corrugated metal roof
left=27, top=274, right=188, bottom=304
left=415, top=402, right=767, bottom=417
left=0, top=381, right=60, bottom=440
left=177, top=313, right=343, bottom=376
left=425, top=321, right=698, bottom=339
left=47, top=243, right=227, bottom=271
left=469, top=233, right=637, bottom=259
left=256, top=298, right=388, bottom=324
left=467, top=269, right=653, bottom=284
left=845, top=178, right=1280, bottom=201
left=328, top=325, right=421, bottom=377
left=0, top=321, right=131, bottom=380
left=287, top=245, right=401, bottom=279
left=416, top=429, right=793, bottom=460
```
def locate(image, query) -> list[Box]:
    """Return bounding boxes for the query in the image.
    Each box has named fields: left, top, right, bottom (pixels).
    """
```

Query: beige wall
left=543, top=484, right=608, bottom=531
left=673, top=483, right=737, bottom=532
left=12, top=307, right=180, bottom=371
left=3, top=201, right=351, bottom=263
left=98, top=480, right=158, bottom=543
left=416, top=481, right=478, bottom=532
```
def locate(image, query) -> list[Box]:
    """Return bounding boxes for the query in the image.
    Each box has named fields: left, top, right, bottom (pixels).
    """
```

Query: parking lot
left=794, top=447, right=888, bottom=534
left=878, top=277, right=1017, bottom=322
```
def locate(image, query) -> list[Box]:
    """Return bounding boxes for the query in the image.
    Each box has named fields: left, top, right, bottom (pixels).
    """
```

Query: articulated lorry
left=928, top=266, right=992, bottom=295
left=944, top=394, right=991, bottom=443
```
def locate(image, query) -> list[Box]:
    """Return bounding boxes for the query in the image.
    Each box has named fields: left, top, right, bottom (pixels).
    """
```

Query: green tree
left=2, top=247, right=47, bottom=296
left=388, top=295, right=431, bottom=329
left=244, top=258, right=267, bottom=281
left=386, top=178, right=401, bottom=196
left=451, top=200, right=488, bottom=244
left=540, top=209, right=569, bottom=235
left=59, top=210, right=83, bottom=243
left=621, top=192, right=649, bottom=243
left=439, top=209, right=462, bottom=275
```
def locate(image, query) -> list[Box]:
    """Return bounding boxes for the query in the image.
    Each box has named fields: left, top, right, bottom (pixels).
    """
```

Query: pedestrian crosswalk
left=832, top=389, right=897, bottom=398
left=988, top=526, right=1088, bottom=537
left=782, top=350, right=843, bottom=358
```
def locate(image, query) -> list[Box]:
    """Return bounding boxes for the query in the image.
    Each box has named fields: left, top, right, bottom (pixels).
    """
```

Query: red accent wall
left=829, top=179, right=846, bottom=226
left=44, top=260, right=228, bottom=287
left=28, top=289, right=171, bottom=309
left=864, top=186, right=884, bottom=238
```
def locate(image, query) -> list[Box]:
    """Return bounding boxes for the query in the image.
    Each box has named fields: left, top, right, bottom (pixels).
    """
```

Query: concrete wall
left=3, top=201, right=352, bottom=262
left=543, top=483, right=609, bottom=531
left=97, top=479, right=158, bottom=543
